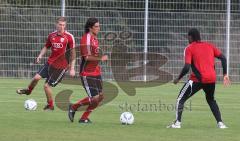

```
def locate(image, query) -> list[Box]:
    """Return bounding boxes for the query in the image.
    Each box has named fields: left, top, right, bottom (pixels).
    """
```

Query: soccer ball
left=24, top=99, right=37, bottom=110
left=120, top=112, right=134, bottom=125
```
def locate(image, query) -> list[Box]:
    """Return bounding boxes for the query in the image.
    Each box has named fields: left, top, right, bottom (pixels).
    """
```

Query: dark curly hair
left=84, top=17, right=99, bottom=33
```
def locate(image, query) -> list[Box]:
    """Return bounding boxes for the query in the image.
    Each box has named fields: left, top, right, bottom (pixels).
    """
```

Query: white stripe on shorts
left=82, top=76, right=92, bottom=97
left=48, top=69, right=66, bottom=86
left=38, top=64, right=47, bottom=75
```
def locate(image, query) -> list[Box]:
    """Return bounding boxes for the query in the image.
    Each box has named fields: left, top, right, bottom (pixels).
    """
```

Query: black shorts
left=180, top=80, right=215, bottom=96
left=81, top=75, right=103, bottom=97
left=177, top=80, right=216, bottom=106
left=37, top=63, right=66, bottom=87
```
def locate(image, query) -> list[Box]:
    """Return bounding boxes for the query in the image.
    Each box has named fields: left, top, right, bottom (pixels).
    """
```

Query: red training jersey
left=45, top=31, right=75, bottom=69
left=184, top=41, right=222, bottom=83
left=79, top=32, right=101, bottom=76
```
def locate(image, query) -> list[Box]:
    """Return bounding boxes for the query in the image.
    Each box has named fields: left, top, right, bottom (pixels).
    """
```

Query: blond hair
left=56, top=17, right=67, bottom=23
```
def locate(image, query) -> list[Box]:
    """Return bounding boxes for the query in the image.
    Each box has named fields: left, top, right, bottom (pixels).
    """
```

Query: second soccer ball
left=120, top=112, right=134, bottom=125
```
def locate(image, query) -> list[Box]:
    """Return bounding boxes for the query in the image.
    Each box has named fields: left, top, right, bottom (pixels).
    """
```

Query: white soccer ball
left=24, top=99, right=37, bottom=110
left=120, top=112, right=134, bottom=125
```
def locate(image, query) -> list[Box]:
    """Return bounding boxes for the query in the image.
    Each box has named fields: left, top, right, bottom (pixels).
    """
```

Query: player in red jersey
left=68, top=17, right=108, bottom=123
left=167, top=28, right=231, bottom=129
left=16, top=17, right=76, bottom=110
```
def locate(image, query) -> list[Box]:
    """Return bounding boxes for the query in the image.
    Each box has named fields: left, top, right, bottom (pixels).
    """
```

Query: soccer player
left=68, top=17, right=108, bottom=123
left=16, top=17, right=76, bottom=110
left=167, top=28, right=231, bottom=129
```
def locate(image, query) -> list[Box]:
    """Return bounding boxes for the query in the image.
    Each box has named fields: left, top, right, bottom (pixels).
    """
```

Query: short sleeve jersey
left=79, top=33, right=101, bottom=76
left=45, top=31, right=75, bottom=69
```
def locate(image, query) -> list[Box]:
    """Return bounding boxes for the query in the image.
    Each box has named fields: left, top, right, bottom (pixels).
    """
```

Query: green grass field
left=0, top=78, right=239, bottom=141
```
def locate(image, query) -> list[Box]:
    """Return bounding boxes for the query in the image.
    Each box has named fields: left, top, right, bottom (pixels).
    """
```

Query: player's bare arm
left=69, top=48, right=76, bottom=77
left=36, top=46, right=48, bottom=64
